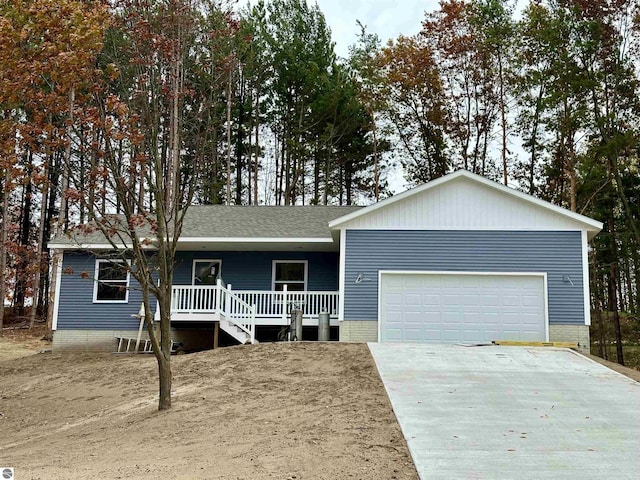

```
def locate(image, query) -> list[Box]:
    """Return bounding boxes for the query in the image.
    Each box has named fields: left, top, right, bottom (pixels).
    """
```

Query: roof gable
left=329, top=170, right=603, bottom=238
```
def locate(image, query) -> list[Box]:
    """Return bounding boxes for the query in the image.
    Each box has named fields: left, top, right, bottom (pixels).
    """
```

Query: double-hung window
left=272, top=260, right=307, bottom=292
left=93, top=259, right=130, bottom=303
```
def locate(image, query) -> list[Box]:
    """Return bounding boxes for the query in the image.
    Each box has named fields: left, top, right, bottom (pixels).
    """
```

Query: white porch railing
left=218, top=282, right=256, bottom=344
left=169, top=284, right=339, bottom=325
left=171, top=285, right=221, bottom=313
left=169, top=280, right=255, bottom=343
left=230, top=287, right=339, bottom=322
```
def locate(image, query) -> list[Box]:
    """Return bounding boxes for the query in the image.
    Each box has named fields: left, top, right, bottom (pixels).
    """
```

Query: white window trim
left=92, top=259, right=131, bottom=304
left=192, top=259, right=223, bottom=285
left=272, top=260, right=308, bottom=291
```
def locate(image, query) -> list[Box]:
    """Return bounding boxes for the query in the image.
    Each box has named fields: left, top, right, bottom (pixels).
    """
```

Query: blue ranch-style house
left=49, top=170, right=602, bottom=353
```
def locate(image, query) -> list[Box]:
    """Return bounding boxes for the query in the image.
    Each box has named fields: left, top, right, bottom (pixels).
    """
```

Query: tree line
left=1, top=0, right=639, bottom=366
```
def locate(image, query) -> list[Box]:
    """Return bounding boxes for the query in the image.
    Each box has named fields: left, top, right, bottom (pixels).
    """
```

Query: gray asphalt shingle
left=181, top=205, right=362, bottom=238
left=49, top=205, right=362, bottom=246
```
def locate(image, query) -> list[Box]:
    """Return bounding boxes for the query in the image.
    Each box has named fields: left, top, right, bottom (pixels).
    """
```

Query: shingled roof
left=180, top=205, right=362, bottom=239
left=48, top=205, right=363, bottom=248
left=182, top=205, right=362, bottom=238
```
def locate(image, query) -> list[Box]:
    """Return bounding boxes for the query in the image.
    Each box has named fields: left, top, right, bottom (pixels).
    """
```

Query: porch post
left=215, top=278, right=222, bottom=314
left=282, top=284, right=288, bottom=324
left=251, top=305, right=256, bottom=344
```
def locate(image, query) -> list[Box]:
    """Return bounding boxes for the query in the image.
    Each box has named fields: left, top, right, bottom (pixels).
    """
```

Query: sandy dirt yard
left=0, top=340, right=418, bottom=480
left=0, top=326, right=50, bottom=362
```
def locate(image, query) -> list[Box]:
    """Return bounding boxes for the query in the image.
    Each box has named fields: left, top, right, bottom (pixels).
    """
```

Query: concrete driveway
left=369, top=343, right=640, bottom=480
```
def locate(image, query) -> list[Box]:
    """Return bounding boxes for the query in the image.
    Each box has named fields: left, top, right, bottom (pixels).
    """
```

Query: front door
left=192, top=260, right=221, bottom=286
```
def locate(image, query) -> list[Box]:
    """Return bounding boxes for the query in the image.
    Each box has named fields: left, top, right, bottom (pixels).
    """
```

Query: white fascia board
left=328, top=170, right=603, bottom=233
left=333, top=225, right=591, bottom=232
left=338, top=229, right=346, bottom=322
left=46, top=242, right=155, bottom=250
left=582, top=230, right=592, bottom=326
left=48, top=237, right=335, bottom=250
left=47, top=242, right=131, bottom=249
left=379, top=270, right=548, bottom=277
left=51, top=253, right=63, bottom=331
left=178, top=237, right=334, bottom=244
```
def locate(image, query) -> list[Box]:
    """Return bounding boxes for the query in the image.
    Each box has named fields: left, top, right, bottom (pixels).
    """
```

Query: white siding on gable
left=339, top=177, right=588, bottom=232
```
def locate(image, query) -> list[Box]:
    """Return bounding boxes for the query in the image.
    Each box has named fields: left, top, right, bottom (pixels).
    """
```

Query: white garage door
left=380, top=273, right=547, bottom=343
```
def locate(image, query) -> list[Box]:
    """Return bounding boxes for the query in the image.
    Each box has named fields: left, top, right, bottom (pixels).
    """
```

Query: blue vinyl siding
left=173, top=251, right=338, bottom=290
left=56, top=251, right=338, bottom=330
left=57, top=252, right=144, bottom=330
left=344, top=230, right=585, bottom=325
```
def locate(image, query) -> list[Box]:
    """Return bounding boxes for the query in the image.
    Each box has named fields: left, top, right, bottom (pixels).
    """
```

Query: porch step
left=219, top=319, right=256, bottom=345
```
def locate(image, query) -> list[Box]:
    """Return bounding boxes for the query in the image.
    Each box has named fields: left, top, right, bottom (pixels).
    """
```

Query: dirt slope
left=0, top=342, right=418, bottom=480
left=0, top=326, right=49, bottom=362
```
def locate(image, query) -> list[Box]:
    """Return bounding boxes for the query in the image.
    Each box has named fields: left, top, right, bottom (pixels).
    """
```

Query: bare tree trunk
left=30, top=161, right=50, bottom=328
left=611, top=264, right=624, bottom=365
left=225, top=71, right=233, bottom=205
left=235, top=75, right=244, bottom=205
left=608, top=217, right=624, bottom=365
left=371, top=110, right=379, bottom=201
left=167, top=34, right=182, bottom=215
left=14, top=152, right=33, bottom=313
left=0, top=167, right=11, bottom=337
left=632, top=248, right=640, bottom=314
left=568, top=131, right=577, bottom=212
left=498, top=52, right=507, bottom=186
left=253, top=110, right=259, bottom=205
left=46, top=89, right=74, bottom=338
left=528, top=86, right=544, bottom=195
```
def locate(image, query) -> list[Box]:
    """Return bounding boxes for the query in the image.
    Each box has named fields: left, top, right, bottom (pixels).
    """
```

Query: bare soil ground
left=585, top=352, right=640, bottom=382
left=0, top=325, right=50, bottom=362
left=0, top=339, right=418, bottom=480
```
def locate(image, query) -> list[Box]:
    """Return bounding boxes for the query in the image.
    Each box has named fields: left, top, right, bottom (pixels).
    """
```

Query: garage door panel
left=482, top=295, right=500, bottom=306
left=385, top=329, right=404, bottom=341
left=385, top=293, right=403, bottom=306
left=442, top=329, right=463, bottom=342
left=461, top=294, right=481, bottom=306
left=380, top=273, right=546, bottom=344
left=404, top=328, right=423, bottom=341
left=501, top=295, right=520, bottom=307
left=404, top=311, right=423, bottom=324
left=442, top=294, right=461, bottom=305
left=423, top=294, right=441, bottom=305
left=462, top=312, right=482, bottom=324
left=522, top=295, right=542, bottom=307
left=405, top=293, right=422, bottom=305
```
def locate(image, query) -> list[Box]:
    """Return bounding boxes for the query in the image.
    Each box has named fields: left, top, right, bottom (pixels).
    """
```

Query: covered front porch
left=157, top=246, right=342, bottom=344
left=165, top=281, right=339, bottom=324
left=154, top=280, right=339, bottom=344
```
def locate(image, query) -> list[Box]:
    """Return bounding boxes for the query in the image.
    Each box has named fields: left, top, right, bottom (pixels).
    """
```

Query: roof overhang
left=48, top=237, right=339, bottom=252
left=176, top=237, right=338, bottom=252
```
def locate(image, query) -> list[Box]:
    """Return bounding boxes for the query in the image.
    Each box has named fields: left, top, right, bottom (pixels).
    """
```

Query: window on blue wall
left=272, top=260, right=307, bottom=291
left=93, top=259, right=130, bottom=303
left=193, top=260, right=221, bottom=285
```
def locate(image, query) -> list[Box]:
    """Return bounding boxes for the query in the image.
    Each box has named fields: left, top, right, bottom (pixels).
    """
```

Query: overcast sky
left=310, top=0, right=439, bottom=58
left=245, top=1, right=440, bottom=59
left=305, top=1, right=442, bottom=192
